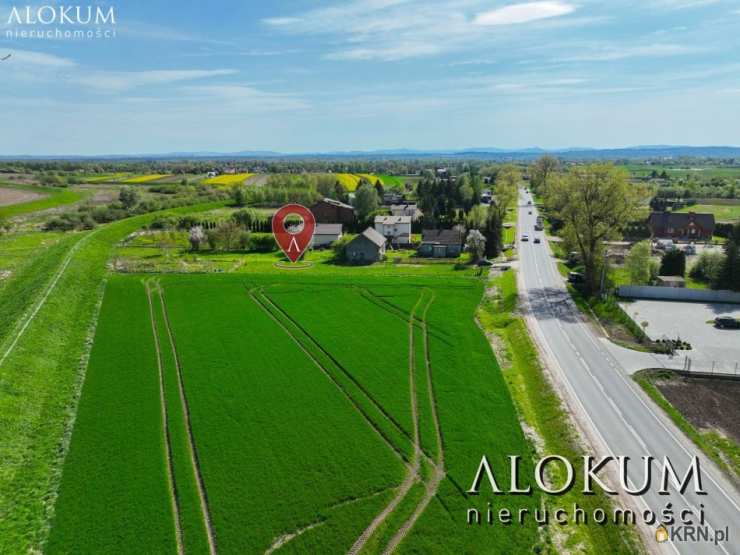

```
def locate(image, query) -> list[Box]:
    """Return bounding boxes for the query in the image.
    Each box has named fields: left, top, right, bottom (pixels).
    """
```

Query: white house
left=374, top=215, right=411, bottom=245
left=311, top=223, right=343, bottom=248
left=390, top=204, right=423, bottom=221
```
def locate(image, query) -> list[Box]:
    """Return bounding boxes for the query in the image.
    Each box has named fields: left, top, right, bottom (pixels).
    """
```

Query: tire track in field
left=253, top=288, right=418, bottom=460
left=248, top=288, right=412, bottom=466
left=144, top=281, right=184, bottom=555
left=157, top=284, right=218, bottom=555
left=382, top=291, right=446, bottom=555
left=347, top=291, right=426, bottom=555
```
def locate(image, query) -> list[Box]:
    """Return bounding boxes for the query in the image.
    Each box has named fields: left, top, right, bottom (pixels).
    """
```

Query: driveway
left=621, top=299, right=740, bottom=374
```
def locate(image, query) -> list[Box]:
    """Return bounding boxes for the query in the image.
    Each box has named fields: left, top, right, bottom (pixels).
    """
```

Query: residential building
left=390, top=204, right=423, bottom=221
left=310, top=198, right=356, bottom=225
left=311, top=223, right=342, bottom=248
left=346, top=227, right=386, bottom=263
left=418, top=228, right=464, bottom=258
left=374, top=215, right=412, bottom=245
left=648, top=212, right=715, bottom=241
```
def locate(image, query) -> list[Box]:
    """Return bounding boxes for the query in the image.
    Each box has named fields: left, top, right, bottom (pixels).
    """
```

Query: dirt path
left=145, top=282, right=184, bottom=555
left=347, top=292, right=426, bottom=555
left=381, top=292, right=445, bottom=554
left=157, top=285, right=218, bottom=555
left=0, top=187, right=43, bottom=206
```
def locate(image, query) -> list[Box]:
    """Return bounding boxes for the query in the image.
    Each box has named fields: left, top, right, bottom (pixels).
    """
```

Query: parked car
left=521, top=234, right=529, bottom=242
left=534, top=237, right=541, bottom=244
left=682, top=244, right=696, bottom=255
left=715, top=317, right=740, bottom=329
left=527, top=200, right=532, bottom=205
left=528, top=210, right=532, bottom=215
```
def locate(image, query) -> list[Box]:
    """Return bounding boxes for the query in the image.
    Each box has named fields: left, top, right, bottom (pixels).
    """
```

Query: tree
left=493, top=164, right=520, bottom=221
left=546, top=164, right=648, bottom=294
left=465, top=204, right=502, bottom=257
left=458, top=175, right=475, bottom=211
left=465, top=229, right=486, bottom=262
left=717, top=222, right=740, bottom=291
left=624, top=240, right=653, bottom=285
left=689, top=251, right=724, bottom=286
left=119, top=187, right=140, bottom=209
left=353, top=182, right=379, bottom=223
left=530, top=156, right=559, bottom=193
left=659, top=249, right=686, bottom=277
left=189, top=226, right=205, bottom=251
left=231, top=186, right=248, bottom=207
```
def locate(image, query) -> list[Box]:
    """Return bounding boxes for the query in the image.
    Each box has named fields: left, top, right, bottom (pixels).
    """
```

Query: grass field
left=676, top=203, right=740, bottom=222
left=46, top=270, right=542, bottom=553
left=120, top=174, right=172, bottom=184
left=203, top=173, right=254, bottom=186
left=0, top=184, right=85, bottom=219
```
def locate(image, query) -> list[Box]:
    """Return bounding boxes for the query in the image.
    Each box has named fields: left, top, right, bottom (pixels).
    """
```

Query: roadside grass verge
left=633, top=370, right=740, bottom=482
left=0, top=184, right=85, bottom=219
left=477, top=269, right=643, bottom=554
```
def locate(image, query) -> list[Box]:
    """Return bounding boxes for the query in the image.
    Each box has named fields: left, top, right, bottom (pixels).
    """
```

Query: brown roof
left=648, top=211, right=715, bottom=231
left=421, top=228, right=463, bottom=245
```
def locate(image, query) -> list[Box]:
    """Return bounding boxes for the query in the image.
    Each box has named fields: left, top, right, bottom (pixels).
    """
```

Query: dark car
left=528, top=210, right=532, bottom=215
left=715, top=317, right=740, bottom=329
left=534, top=237, right=541, bottom=244
left=568, top=271, right=584, bottom=284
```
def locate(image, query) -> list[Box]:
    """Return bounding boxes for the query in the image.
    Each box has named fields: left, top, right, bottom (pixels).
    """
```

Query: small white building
left=374, top=215, right=411, bottom=245
left=390, top=204, right=423, bottom=221
left=311, top=223, right=343, bottom=248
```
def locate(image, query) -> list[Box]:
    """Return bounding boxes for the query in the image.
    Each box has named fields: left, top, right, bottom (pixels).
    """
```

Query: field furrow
left=150, top=281, right=215, bottom=555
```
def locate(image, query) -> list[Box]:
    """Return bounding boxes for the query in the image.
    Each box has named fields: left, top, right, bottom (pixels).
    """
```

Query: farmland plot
left=48, top=272, right=540, bottom=554
left=160, top=278, right=404, bottom=553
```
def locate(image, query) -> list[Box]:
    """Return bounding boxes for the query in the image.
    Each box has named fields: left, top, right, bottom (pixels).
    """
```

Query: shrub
left=249, top=233, right=277, bottom=252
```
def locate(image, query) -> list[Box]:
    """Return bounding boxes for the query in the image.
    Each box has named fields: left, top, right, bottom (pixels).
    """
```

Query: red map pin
left=271, top=204, right=316, bottom=262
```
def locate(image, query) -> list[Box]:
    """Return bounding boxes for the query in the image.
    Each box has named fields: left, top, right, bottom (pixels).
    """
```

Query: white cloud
left=5, top=49, right=76, bottom=67
left=562, top=43, right=700, bottom=62
left=473, top=1, right=576, bottom=26
left=326, top=42, right=442, bottom=61
left=180, top=84, right=310, bottom=111
left=72, top=69, right=238, bottom=92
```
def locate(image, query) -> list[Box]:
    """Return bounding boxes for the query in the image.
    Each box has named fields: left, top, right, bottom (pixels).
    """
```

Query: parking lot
left=621, top=299, right=740, bottom=373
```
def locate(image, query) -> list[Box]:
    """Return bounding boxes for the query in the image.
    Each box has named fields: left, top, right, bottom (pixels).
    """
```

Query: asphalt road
left=516, top=190, right=740, bottom=555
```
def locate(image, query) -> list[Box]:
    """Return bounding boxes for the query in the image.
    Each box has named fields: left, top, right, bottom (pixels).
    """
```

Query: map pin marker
left=271, top=204, right=316, bottom=262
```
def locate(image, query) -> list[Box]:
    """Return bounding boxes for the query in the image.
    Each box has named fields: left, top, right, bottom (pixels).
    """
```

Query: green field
left=0, top=183, right=85, bottom=219
left=46, top=270, right=540, bottom=553
left=675, top=203, right=740, bottom=222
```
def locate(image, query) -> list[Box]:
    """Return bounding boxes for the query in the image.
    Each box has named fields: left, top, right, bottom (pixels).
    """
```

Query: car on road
left=534, top=237, right=541, bottom=244
left=521, top=234, right=529, bottom=241
left=715, top=316, right=740, bottom=329
left=527, top=200, right=532, bottom=205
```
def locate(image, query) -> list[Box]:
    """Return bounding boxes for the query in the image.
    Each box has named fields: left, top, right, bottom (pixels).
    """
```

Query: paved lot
left=621, top=299, right=740, bottom=373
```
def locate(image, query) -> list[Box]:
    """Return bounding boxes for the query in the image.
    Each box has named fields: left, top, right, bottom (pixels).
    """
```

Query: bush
left=331, top=234, right=353, bottom=262
left=249, top=233, right=277, bottom=252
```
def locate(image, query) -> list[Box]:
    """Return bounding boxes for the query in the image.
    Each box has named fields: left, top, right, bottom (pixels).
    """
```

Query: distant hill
left=2, top=145, right=740, bottom=161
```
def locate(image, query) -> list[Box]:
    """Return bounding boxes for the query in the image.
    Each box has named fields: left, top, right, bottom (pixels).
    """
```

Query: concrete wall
left=618, top=285, right=740, bottom=304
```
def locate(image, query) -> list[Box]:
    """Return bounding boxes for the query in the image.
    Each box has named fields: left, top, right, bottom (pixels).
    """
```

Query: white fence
left=617, top=285, right=740, bottom=304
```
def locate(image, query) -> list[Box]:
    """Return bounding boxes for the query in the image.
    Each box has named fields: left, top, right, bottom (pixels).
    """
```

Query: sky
left=1, top=0, right=739, bottom=155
